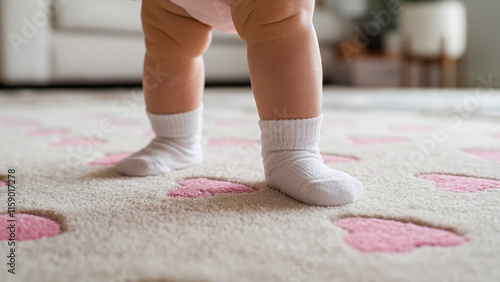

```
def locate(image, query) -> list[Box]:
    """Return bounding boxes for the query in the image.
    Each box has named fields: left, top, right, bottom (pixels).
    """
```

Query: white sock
left=259, top=115, right=363, bottom=206
left=115, top=104, right=203, bottom=176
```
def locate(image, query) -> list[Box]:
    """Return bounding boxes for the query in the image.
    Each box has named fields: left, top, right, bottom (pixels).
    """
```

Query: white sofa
left=0, top=0, right=344, bottom=86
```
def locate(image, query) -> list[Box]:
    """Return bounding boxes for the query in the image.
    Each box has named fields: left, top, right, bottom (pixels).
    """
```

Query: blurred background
left=0, top=0, right=498, bottom=88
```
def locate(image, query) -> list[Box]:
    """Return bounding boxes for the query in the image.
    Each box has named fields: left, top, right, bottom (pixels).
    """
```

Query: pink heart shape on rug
left=208, top=138, right=260, bottom=147
left=167, top=178, right=255, bottom=198
left=321, top=153, right=358, bottom=163
left=26, top=128, right=67, bottom=136
left=389, top=125, right=434, bottom=132
left=462, top=149, right=500, bottom=161
left=336, top=218, right=467, bottom=253
left=50, top=138, right=104, bottom=147
left=0, top=180, right=6, bottom=188
left=350, top=136, right=409, bottom=145
left=418, top=173, right=500, bottom=193
left=87, top=153, right=131, bottom=166
left=0, top=214, right=61, bottom=241
left=490, top=132, right=500, bottom=139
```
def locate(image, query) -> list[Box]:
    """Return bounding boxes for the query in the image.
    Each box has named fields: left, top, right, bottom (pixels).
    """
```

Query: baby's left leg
left=230, top=0, right=363, bottom=206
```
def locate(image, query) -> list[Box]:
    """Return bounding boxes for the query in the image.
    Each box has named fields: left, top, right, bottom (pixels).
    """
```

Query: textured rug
left=0, top=87, right=499, bottom=282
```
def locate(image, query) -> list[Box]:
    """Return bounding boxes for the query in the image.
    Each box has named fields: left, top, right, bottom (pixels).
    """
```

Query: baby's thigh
left=141, top=0, right=212, bottom=57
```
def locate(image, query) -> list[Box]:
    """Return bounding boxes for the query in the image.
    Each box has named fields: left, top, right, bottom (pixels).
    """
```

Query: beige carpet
left=0, top=88, right=499, bottom=282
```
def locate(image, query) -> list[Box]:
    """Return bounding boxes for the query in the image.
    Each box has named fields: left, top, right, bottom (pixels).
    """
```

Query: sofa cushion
left=314, top=8, right=343, bottom=43
left=55, top=0, right=341, bottom=43
left=55, top=0, right=143, bottom=34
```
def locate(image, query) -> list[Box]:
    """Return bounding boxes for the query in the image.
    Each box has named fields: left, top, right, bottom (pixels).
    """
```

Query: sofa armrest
left=0, top=0, right=53, bottom=85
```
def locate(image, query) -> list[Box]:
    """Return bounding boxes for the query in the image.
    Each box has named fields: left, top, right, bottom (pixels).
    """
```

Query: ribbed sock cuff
left=147, top=103, right=203, bottom=138
left=258, top=114, right=323, bottom=151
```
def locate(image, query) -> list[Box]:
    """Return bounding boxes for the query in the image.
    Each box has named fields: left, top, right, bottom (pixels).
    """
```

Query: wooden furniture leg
left=457, top=55, right=468, bottom=87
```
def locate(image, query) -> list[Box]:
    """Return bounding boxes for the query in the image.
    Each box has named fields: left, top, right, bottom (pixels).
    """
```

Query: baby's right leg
left=115, top=0, right=212, bottom=176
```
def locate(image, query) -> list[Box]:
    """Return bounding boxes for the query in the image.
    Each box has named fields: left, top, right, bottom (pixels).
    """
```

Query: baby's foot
left=115, top=136, right=202, bottom=176
left=115, top=104, right=203, bottom=177
left=259, top=115, right=363, bottom=206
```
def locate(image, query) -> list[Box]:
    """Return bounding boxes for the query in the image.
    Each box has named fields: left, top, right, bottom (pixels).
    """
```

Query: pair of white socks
left=115, top=104, right=363, bottom=206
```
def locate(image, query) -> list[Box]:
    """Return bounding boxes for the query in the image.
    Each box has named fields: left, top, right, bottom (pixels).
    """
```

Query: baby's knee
left=231, top=0, right=314, bottom=43
left=142, top=0, right=212, bottom=59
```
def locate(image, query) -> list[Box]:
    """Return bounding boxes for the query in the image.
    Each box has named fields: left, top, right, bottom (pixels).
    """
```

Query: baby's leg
left=231, top=0, right=363, bottom=205
left=115, top=0, right=211, bottom=176
left=141, top=0, right=211, bottom=114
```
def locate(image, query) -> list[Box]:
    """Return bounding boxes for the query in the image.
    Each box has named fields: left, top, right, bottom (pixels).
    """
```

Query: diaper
left=170, top=0, right=237, bottom=33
